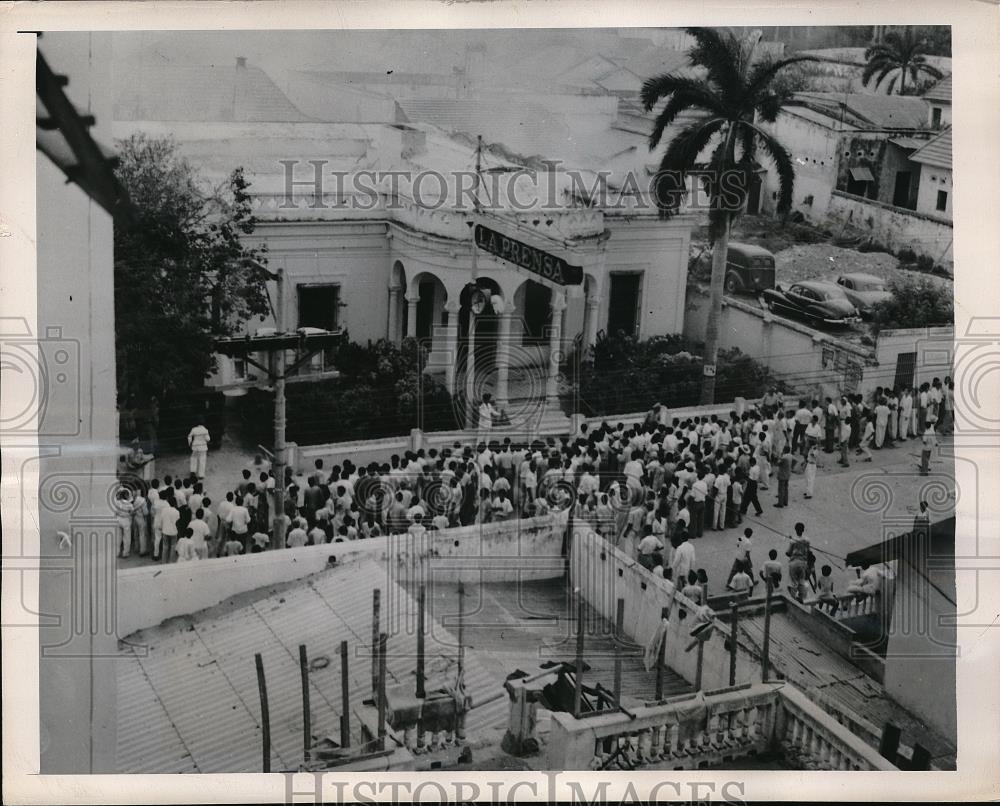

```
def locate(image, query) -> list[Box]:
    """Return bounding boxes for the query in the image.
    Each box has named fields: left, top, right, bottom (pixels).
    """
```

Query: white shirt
left=229, top=505, right=251, bottom=535
left=672, top=541, right=696, bottom=583
left=188, top=425, right=210, bottom=450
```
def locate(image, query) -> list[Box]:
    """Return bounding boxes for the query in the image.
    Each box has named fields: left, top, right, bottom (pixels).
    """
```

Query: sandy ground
left=773, top=243, right=953, bottom=291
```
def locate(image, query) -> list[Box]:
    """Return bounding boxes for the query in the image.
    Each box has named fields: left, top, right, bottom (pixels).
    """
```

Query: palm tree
left=862, top=28, right=944, bottom=95
left=641, top=27, right=812, bottom=404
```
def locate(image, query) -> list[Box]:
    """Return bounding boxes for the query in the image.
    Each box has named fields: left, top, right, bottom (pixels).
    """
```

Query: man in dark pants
left=824, top=397, right=837, bottom=453
left=775, top=446, right=793, bottom=508
left=740, top=458, right=764, bottom=517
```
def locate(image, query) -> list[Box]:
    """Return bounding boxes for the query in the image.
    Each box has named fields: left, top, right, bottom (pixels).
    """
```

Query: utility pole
left=464, top=135, right=483, bottom=429
left=272, top=268, right=287, bottom=549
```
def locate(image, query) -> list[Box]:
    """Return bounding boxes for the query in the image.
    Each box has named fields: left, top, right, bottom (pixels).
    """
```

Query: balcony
left=542, top=681, right=898, bottom=771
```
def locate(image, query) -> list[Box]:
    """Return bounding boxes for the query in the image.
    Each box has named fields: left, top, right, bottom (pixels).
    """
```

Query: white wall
left=117, top=514, right=567, bottom=636
left=36, top=33, right=119, bottom=773
left=915, top=165, right=953, bottom=221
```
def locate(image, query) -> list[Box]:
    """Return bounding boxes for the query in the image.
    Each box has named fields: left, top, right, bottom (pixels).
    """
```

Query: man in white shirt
left=159, top=500, right=180, bottom=564
left=187, top=423, right=211, bottom=479
left=229, top=500, right=251, bottom=551
left=713, top=470, right=731, bottom=531
left=188, top=510, right=211, bottom=560
left=671, top=533, right=696, bottom=585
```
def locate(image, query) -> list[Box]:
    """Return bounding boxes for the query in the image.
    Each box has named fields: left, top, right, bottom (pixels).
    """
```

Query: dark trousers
left=824, top=424, right=835, bottom=452
left=689, top=500, right=705, bottom=538
left=777, top=478, right=789, bottom=507
left=741, top=481, right=763, bottom=515
left=792, top=422, right=806, bottom=453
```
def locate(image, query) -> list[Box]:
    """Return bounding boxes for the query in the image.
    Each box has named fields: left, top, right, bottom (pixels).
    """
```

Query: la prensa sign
left=474, top=224, right=583, bottom=287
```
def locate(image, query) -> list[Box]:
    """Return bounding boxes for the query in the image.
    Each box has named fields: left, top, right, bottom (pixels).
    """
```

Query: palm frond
left=886, top=74, right=898, bottom=95
left=746, top=54, right=819, bottom=98
left=746, top=123, right=795, bottom=215
left=650, top=116, right=724, bottom=218
left=644, top=77, right=727, bottom=148
left=684, top=26, right=744, bottom=97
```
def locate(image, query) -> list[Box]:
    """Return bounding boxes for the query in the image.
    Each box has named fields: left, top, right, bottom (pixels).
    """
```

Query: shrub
left=871, top=277, right=953, bottom=331
left=570, top=331, right=791, bottom=416
left=237, top=335, right=458, bottom=446
left=915, top=254, right=935, bottom=272
left=896, top=246, right=917, bottom=263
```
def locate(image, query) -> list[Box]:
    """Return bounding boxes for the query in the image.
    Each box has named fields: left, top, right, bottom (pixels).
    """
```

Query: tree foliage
left=871, top=278, right=953, bottom=331
left=571, top=330, right=789, bottom=416
left=239, top=336, right=458, bottom=445
left=114, top=133, right=270, bottom=406
left=862, top=29, right=944, bottom=95
left=640, top=27, right=808, bottom=404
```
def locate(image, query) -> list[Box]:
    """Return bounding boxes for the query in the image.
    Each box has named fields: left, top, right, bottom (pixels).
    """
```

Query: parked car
left=761, top=280, right=860, bottom=328
left=835, top=272, right=893, bottom=318
left=689, top=241, right=776, bottom=295
left=724, top=242, right=777, bottom=295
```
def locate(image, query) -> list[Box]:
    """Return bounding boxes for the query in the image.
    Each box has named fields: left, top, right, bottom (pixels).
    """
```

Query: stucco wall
left=826, top=190, right=953, bottom=264
left=915, top=165, right=953, bottom=221
left=683, top=289, right=871, bottom=401
left=34, top=32, right=120, bottom=774
left=117, top=514, right=567, bottom=637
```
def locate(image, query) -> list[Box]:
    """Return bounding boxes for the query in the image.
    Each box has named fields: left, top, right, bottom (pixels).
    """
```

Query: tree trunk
left=700, top=223, right=731, bottom=404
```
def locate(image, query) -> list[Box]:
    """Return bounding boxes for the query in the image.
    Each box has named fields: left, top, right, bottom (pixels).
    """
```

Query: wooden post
left=371, top=588, right=381, bottom=698
left=654, top=605, right=669, bottom=699
left=340, top=640, right=351, bottom=749
left=377, top=633, right=388, bottom=743
left=910, top=743, right=932, bottom=770
left=879, top=722, right=901, bottom=765
left=416, top=584, right=426, bottom=699
left=457, top=581, right=465, bottom=683
left=762, top=578, right=773, bottom=682
left=573, top=593, right=585, bottom=717
left=729, top=602, right=739, bottom=686
left=254, top=653, right=271, bottom=773
left=613, top=598, right=624, bottom=709
left=298, top=644, right=311, bottom=764
left=695, top=641, right=704, bottom=691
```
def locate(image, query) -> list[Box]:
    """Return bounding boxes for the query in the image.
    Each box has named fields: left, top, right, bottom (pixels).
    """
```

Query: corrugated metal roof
left=117, top=560, right=509, bottom=772
left=908, top=127, right=952, bottom=170
left=922, top=75, right=952, bottom=104
left=793, top=92, right=930, bottom=130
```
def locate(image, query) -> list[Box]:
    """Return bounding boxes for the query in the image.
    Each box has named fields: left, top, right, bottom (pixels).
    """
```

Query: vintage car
left=761, top=280, right=860, bottom=327
left=835, top=272, right=893, bottom=318
left=723, top=242, right=777, bottom=295
left=690, top=241, right=777, bottom=295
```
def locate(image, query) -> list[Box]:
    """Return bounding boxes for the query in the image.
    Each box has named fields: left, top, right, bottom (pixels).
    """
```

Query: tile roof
left=115, top=61, right=312, bottom=122
left=908, top=126, right=952, bottom=169
left=792, top=92, right=930, bottom=130
left=921, top=75, right=952, bottom=104
left=116, top=560, right=509, bottom=772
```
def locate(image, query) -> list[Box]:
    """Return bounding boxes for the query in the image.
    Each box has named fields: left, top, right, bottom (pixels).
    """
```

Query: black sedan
left=760, top=281, right=860, bottom=328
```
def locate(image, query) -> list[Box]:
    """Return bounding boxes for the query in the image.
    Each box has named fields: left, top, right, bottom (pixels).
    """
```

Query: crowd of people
left=112, top=378, right=950, bottom=609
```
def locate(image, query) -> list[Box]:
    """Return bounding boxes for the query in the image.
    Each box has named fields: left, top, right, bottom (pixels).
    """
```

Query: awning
left=889, top=136, right=927, bottom=151
left=849, top=166, right=875, bottom=182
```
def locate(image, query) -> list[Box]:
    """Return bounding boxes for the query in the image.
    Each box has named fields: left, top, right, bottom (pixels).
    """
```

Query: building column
left=405, top=292, right=420, bottom=339
left=495, top=299, right=515, bottom=408
left=584, top=294, right=603, bottom=351
left=443, top=299, right=461, bottom=395
left=387, top=284, right=403, bottom=342
left=547, top=291, right=567, bottom=405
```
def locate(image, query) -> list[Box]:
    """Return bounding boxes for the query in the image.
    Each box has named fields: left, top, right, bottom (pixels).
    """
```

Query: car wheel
left=725, top=275, right=739, bottom=295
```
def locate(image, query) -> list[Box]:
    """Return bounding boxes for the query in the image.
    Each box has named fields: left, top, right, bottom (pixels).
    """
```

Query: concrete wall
left=117, top=514, right=566, bottom=636
left=684, top=289, right=872, bottom=401
left=826, top=190, right=953, bottom=264
left=760, top=111, right=841, bottom=219
left=869, top=325, right=954, bottom=394
left=32, top=32, right=120, bottom=774
left=568, top=530, right=761, bottom=691
left=882, top=556, right=957, bottom=744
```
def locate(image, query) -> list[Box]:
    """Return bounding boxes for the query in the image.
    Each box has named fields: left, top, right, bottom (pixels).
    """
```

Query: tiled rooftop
left=908, top=126, right=952, bottom=170
left=922, top=75, right=952, bottom=105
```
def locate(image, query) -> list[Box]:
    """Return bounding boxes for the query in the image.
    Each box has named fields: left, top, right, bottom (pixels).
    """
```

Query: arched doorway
left=391, top=261, right=406, bottom=341
left=410, top=272, right=447, bottom=343
left=513, top=279, right=552, bottom=344
left=457, top=277, right=502, bottom=409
